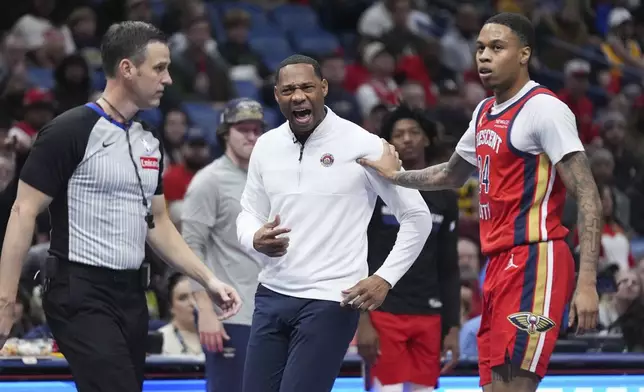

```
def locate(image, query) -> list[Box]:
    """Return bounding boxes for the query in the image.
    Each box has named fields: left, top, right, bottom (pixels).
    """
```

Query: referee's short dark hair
left=101, top=21, right=167, bottom=78
left=485, top=12, right=535, bottom=50
left=276, top=54, right=323, bottom=84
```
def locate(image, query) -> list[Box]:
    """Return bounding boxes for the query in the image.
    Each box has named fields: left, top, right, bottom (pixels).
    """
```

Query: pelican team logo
left=507, top=312, right=556, bottom=334
left=320, top=153, right=334, bottom=167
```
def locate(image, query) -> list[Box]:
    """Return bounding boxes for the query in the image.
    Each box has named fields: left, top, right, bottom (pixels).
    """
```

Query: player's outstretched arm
left=555, top=151, right=602, bottom=283
left=392, top=152, right=476, bottom=191
left=358, top=141, right=476, bottom=191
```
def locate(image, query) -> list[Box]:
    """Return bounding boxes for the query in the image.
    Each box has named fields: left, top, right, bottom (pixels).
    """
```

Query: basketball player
left=359, top=13, right=601, bottom=392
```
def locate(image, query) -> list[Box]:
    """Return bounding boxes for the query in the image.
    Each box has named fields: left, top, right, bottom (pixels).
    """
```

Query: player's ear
left=520, top=47, right=531, bottom=66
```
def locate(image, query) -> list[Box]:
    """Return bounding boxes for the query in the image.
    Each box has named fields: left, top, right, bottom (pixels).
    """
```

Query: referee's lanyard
left=174, top=326, right=189, bottom=354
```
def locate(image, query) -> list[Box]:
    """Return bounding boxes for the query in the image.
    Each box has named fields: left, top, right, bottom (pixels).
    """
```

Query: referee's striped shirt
left=20, top=103, right=164, bottom=270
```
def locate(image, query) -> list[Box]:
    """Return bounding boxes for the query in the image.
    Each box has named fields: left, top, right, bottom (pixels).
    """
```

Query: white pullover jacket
left=237, top=108, right=432, bottom=302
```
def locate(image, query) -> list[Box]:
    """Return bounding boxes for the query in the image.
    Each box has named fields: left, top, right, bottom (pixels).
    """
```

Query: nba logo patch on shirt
left=140, top=157, right=159, bottom=170
left=320, top=153, right=334, bottom=167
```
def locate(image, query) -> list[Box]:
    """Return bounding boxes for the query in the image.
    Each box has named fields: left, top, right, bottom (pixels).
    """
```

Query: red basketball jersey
left=474, top=86, right=569, bottom=255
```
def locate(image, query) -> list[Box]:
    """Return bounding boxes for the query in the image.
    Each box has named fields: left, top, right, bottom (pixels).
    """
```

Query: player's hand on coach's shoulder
left=357, top=139, right=403, bottom=181
left=206, top=279, right=242, bottom=320
left=253, top=215, right=291, bottom=258
left=341, top=275, right=391, bottom=311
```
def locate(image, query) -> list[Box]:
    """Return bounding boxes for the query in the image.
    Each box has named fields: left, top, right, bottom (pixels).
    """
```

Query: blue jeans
left=242, top=285, right=360, bottom=392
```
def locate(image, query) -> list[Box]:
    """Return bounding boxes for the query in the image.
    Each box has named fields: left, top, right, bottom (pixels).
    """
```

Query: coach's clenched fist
left=253, top=215, right=291, bottom=257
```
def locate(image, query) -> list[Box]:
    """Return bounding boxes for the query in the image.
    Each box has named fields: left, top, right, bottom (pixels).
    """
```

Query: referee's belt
left=45, top=257, right=150, bottom=288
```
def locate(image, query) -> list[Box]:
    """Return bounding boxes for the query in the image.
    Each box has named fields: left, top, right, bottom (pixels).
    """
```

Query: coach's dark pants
left=204, top=324, right=250, bottom=392
left=42, top=259, right=148, bottom=392
left=243, top=285, right=360, bottom=392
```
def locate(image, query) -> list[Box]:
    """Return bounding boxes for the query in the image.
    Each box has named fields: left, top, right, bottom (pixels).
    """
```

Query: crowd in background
left=1, top=0, right=644, bottom=359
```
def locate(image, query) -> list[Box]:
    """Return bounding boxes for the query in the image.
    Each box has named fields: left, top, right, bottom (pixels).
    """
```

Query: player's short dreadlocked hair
left=379, top=104, right=439, bottom=154
left=485, top=12, right=535, bottom=50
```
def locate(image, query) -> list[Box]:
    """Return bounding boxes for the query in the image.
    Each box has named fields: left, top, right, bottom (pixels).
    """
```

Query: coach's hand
left=253, top=215, right=291, bottom=258
left=569, top=282, right=599, bottom=334
left=0, top=299, right=14, bottom=350
left=356, top=314, right=380, bottom=365
left=198, top=308, right=230, bottom=353
left=357, top=139, right=402, bottom=181
left=207, top=279, right=242, bottom=320
left=341, top=275, right=391, bottom=311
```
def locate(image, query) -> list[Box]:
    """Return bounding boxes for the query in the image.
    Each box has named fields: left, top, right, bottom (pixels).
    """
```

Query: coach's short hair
left=276, top=54, right=323, bottom=84
left=485, top=12, right=535, bottom=50
left=101, top=21, right=166, bottom=78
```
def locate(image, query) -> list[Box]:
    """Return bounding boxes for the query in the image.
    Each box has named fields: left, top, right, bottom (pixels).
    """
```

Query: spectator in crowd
left=535, top=1, right=589, bottom=71
left=363, top=103, right=389, bottom=135
left=589, top=148, right=631, bottom=231
left=163, top=126, right=212, bottom=228
left=601, top=7, right=644, bottom=82
left=598, top=268, right=641, bottom=332
left=218, top=9, right=272, bottom=84
left=599, top=111, right=640, bottom=192
left=558, top=59, right=601, bottom=146
left=161, top=108, right=190, bottom=167
left=356, top=42, right=400, bottom=117
left=358, top=0, right=433, bottom=40
left=158, top=273, right=203, bottom=356
left=320, top=54, right=363, bottom=125
left=399, top=81, right=426, bottom=110
left=11, top=0, right=75, bottom=67
left=440, top=3, right=480, bottom=75
left=168, top=1, right=219, bottom=60
left=457, top=236, right=480, bottom=283
left=124, top=0, right=154, bottom=24
left=66, top=6, right=101, bottom=69
left=8, top=87, right=55, bottom=149
left=52, top=54, right=92, bottom=114
left=0, top=34, right=27, bottom=81
left=169, top=15, right=235, bottom=104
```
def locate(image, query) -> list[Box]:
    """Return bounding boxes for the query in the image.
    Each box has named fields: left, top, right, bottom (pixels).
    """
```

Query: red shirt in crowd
left=557, top=89, right=599, bottom=145
left=163, top=164, right=195, bottom=202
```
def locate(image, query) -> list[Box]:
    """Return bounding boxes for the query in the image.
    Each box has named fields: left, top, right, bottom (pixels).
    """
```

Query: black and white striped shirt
left=20, top=103, right=164, bottom=270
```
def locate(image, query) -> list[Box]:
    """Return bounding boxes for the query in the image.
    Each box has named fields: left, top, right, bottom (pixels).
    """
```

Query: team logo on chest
left=320, top=153, right=334, bottom=167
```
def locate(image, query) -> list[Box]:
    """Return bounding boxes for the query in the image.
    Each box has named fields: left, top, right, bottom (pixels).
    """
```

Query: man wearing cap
left=557, top=59, right=598, bottom=146
left=356, top=42, right=401, bottom=117
left=7, top=88, right=55, bottom=148
left=163, top=126, right=212, bottom=226
left=181, top=98, right=265, bottom=392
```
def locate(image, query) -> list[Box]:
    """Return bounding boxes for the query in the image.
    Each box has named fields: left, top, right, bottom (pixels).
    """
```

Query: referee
left=0, top=21, right=241, bottom=392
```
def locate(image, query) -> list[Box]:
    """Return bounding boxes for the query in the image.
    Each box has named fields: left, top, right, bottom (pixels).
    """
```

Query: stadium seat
left=205, top=3, right=226, bottom=41
left=183, top=102, right=222, bottom=135
left=271, top=4, right=320, bottom=32
left=250, top=36, right=294, bottom=70
left=27, top=67, right=54, bottom=90
left=290, top=30, right=340, bottom=56
left=137, top=108, right=163, bottom=129
left=234, top=80, right=260, bottom=101
left=249, top=22, right=284, bottom=39
left=149, top=0, right=166, bottom=19
left=263, top=107, right=284, bottom=129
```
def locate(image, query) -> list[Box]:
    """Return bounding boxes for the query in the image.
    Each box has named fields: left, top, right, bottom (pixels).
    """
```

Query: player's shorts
left=477, top=240, right=575, bottom=386
left=369, top=311, right=441, bottom=387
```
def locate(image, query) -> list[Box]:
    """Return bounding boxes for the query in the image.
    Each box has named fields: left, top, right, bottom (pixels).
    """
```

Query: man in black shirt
left=357, top=104, right=461, bottom=392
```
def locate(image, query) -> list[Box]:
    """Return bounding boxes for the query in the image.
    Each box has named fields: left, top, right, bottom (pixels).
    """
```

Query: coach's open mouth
left=293, top=109, right=312, bottom=125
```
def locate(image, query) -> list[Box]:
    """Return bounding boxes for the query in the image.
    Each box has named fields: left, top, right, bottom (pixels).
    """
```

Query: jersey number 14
left=477, top=155, right=490, bottom=194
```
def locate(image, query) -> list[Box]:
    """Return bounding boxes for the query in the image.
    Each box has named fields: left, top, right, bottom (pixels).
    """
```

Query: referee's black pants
left=42, top=259, right=149, bottom=392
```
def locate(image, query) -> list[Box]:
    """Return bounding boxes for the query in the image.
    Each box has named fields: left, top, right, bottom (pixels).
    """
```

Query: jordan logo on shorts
left=504, top=254, right=518, bottom=270
left=507, top=312, right=556, bottom=334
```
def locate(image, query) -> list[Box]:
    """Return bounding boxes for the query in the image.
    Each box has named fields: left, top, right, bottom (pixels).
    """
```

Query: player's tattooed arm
left=391, top=152, right=476, bottom=191
left=555, top=151, right=602, bottom=283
